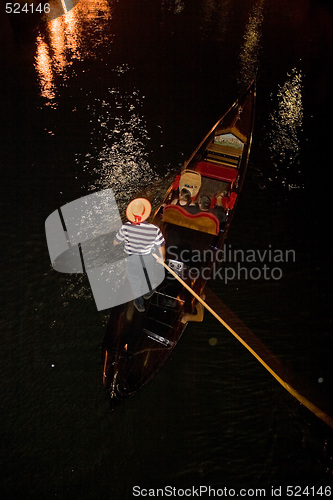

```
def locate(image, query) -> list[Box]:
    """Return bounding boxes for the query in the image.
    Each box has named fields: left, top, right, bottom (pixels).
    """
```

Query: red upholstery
left=220, top=192, right=237, bottom=210
left=195, top=161, right=238, bottom=182
left=222, top=196, right=229, bottom=209
left=172, top=174, right=181, bottom=190
left=228, top=192, right=237, bottom=209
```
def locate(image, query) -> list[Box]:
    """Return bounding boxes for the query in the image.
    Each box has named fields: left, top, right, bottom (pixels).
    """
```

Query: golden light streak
left=34, top=0, right=113, bottom=106
left=238, top=0, right=265, bottom=86
left=268, top=68, right=304, bottom=189
left=35, top=34, right=56, bottom=104
left=269, top=69, right=303, bottom=160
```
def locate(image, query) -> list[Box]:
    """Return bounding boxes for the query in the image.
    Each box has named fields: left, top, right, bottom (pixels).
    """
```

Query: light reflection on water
left=34, top=0, right=177, bottom=311
left=268, top=68, right=304, bottom=189
left=78, top=88, right=161, bottom=204
left=2, top=0, right=333, bottom=496
left=238, top=0, right=265, bottom=87
left=64, top=84, right=174, bottom=309
left=34, top=0, right=114, bottom=107
left=162, top=0, right=185, bottom=14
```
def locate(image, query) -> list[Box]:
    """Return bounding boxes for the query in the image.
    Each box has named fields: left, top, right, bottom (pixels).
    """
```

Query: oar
left=153, top=254, right=333, bottom=429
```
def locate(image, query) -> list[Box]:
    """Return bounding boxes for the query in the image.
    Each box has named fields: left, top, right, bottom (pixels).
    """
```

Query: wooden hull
left=102, top=81, right=256, bottom=407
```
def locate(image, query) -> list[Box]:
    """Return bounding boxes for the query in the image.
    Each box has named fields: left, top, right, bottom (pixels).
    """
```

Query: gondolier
left=103, top=81, right=256, bottom=404
left=114, top=198, right=166, bottom=312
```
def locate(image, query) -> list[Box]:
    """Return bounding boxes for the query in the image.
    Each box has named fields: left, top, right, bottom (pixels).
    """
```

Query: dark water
left=1, top=0, right=333, bottom=498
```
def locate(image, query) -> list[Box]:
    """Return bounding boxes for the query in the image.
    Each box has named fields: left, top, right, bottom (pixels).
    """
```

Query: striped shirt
left=115, top=221, right=165, bottom=255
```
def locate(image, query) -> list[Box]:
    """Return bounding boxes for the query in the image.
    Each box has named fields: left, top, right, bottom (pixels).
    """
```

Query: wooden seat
left=206, top=142, right=241, bottom=168
left=162, top=205, right=219, bottom=235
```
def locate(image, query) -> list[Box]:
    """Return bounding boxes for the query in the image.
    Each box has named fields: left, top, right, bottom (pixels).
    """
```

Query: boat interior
left=163, top=205, right=220, bottom=235
left=132, top=128, right=249, bottom=354
left=159, top=126, right=245, bottom=235
left=206, top=127, right=246, bottom=166
left=118, top=137, right=245, bottom=364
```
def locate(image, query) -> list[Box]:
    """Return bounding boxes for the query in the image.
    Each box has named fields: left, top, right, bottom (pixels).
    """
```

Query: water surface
left=1, top=0, right=332, bottom=498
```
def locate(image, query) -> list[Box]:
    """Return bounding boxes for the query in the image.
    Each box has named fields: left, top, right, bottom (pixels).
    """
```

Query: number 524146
left=5, top=3, right=51, bottom=14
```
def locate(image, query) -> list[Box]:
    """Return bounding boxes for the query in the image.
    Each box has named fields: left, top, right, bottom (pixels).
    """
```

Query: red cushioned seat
left=195, top=161, right=238, bottom=182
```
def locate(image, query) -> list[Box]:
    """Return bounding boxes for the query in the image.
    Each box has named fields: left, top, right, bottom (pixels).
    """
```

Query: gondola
left=102, top=80, right=256, bottom=406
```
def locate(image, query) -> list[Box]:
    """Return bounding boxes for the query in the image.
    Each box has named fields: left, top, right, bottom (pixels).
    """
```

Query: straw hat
left=126, top=198, right=151, bottom=224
